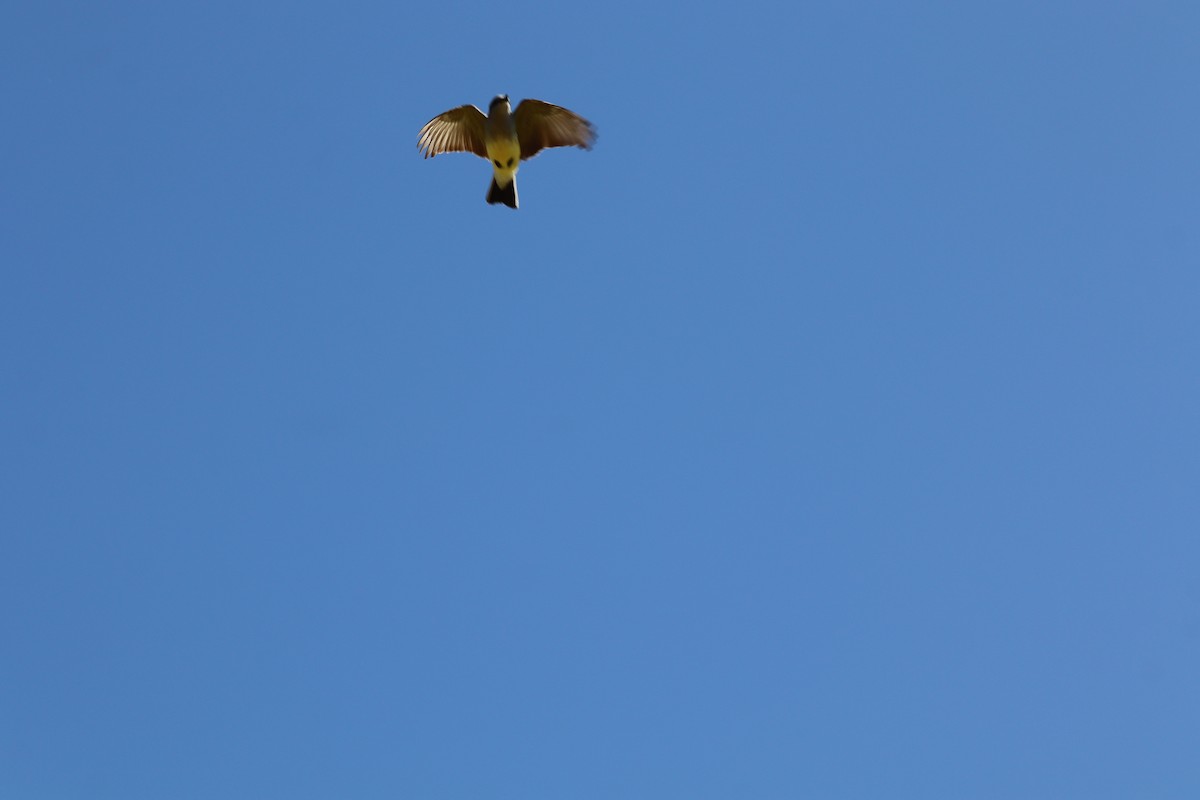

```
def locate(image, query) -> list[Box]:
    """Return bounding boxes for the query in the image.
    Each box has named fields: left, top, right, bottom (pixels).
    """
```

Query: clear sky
left=3, top=2, right=1199, bottom=797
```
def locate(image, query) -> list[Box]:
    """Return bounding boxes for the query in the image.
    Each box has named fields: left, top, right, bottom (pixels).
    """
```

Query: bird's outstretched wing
left=417, top=105, right=488, bottom=159
left=513, top=100, right=597, bottom=161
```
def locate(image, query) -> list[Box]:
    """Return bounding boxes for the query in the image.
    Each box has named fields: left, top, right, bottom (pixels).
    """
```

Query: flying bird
left=418, top=95, right=596, bottom=209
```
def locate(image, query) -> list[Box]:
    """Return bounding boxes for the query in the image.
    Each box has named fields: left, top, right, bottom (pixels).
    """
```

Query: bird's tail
left=487, top=177, right=518, bottom=209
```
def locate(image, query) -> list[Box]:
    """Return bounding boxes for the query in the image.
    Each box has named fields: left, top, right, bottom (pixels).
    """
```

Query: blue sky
left=3, top=1, right=1199, bottom=797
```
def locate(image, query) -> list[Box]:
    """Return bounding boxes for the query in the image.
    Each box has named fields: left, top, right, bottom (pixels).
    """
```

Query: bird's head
left=489, top=94, right=510, bottom=110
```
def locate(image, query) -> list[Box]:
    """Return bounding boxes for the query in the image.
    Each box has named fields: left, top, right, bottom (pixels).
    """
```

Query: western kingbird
left=417, top=95, right=596, bottom=209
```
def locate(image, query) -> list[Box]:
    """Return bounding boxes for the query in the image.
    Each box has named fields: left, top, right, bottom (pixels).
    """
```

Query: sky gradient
left=3, top=2, right=1199, bottom=797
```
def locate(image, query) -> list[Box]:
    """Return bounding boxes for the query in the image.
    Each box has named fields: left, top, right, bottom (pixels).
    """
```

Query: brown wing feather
left=512, top=99, right=597, bottom=161
left=417, top=105, right=488, bottom=159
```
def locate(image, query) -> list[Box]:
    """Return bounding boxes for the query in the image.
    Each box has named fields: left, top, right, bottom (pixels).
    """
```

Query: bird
left=417, top=95, right=596, bottom=209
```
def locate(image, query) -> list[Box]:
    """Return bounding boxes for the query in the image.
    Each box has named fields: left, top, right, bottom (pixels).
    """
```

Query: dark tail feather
left=486, top=177, right=518, bottom=209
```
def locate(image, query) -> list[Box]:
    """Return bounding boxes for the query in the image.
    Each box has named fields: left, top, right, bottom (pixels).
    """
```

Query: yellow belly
left=486, top=136, right=521, bottom=186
